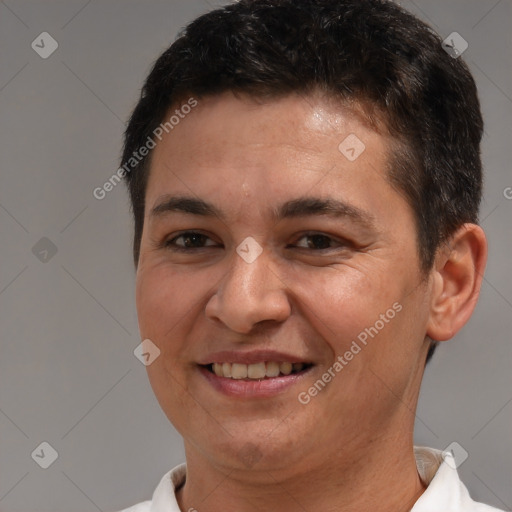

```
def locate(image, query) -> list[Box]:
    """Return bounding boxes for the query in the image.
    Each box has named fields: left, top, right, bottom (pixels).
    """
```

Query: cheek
left=290, top=264, right=398, bottom=351
left=135, top=263, right=198, bottom=342
left=135, top=268, right=179, bottom=385
left=135, top=265, right=198, bottom=428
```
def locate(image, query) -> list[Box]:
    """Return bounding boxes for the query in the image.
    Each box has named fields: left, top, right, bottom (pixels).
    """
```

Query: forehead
left=145, top=91, right=399, bottom=222
left=154, top=91, right=386, bottom=158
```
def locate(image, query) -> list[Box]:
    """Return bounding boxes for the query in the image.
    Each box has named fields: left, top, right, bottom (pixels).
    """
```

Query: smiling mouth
left=202, top=361, right=313, bottom=380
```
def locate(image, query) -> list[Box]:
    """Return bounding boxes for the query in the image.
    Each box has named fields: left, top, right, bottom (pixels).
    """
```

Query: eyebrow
left=150, top=194, right=376, bottom=229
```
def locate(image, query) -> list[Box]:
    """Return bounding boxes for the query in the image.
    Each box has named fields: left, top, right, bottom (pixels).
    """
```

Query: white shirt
left=118, top=446, right=505, bottom=512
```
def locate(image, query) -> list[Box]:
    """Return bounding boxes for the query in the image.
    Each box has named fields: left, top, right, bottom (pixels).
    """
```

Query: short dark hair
left=121, top=0, right=484, bottom=364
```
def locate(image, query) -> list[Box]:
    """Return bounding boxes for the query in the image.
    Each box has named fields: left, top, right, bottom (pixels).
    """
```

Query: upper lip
left=197, top=350, right=313, bottom=365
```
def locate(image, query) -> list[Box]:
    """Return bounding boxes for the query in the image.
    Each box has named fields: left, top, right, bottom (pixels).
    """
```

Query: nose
left=205, top=242, right=291, bottom=334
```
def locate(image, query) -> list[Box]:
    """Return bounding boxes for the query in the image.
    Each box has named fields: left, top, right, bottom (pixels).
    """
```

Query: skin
left=135, top=90, right=487, bottom=512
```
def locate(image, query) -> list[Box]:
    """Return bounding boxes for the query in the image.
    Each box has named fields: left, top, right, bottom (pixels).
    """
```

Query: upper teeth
left=212, top=362, right=305, bottom=379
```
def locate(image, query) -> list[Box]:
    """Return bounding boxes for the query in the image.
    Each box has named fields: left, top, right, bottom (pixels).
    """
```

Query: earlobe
left=426, top=224, right=487, bottom=342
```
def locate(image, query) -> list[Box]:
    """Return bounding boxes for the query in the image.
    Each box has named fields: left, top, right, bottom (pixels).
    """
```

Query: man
left=118, top=0, right=502, bottom=510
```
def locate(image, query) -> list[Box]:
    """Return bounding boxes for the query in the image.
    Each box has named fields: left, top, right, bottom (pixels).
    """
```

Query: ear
left=426, top=224, right=487, bottom=342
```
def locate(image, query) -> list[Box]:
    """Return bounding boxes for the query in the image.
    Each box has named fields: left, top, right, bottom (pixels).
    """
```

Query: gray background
left=0, top=1, right=511, bottom=511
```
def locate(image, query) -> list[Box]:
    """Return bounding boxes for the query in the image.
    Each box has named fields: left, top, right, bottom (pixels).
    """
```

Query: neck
left=176, top=436, right=427, bottom=512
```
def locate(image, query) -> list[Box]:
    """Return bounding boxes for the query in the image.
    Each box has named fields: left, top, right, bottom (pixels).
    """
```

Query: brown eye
left=294, top=233, right=346, bottom=251
left=165, top=231, right=218, bottom=250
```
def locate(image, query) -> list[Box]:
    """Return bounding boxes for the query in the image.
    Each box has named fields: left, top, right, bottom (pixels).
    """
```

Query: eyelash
left=164, top=231, right=350, bottom=252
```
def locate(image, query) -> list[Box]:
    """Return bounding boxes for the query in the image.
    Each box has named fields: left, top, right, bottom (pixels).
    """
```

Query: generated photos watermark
left=93, top=97, right=198, bottom=200
left=298, top=301, right=403, bottom=405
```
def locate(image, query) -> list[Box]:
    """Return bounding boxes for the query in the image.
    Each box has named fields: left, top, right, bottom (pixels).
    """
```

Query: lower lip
left=198, top=365, right=312, bottom=398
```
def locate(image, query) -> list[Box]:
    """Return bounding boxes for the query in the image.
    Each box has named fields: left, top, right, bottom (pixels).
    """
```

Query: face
left=135, top=91, right=432, bottom=477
